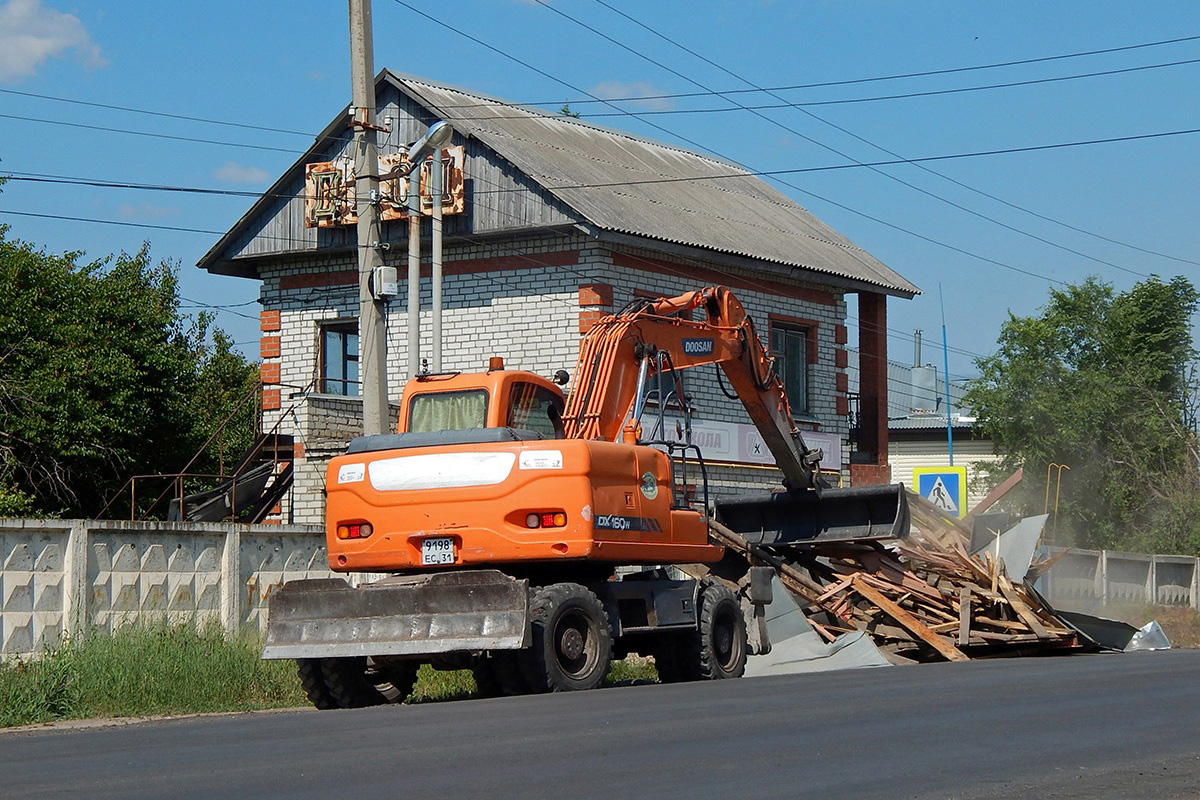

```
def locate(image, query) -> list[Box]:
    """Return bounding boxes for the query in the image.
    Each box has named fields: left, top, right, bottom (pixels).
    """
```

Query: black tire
left=296, top=658, right=337, bottom=710
left=525, top=583, right=613, bottom=692
left=657, top=583, right=747, bottom=682
left=320, top=656, right=417, bottom=708
left=695, top=582, right=747, bottom=680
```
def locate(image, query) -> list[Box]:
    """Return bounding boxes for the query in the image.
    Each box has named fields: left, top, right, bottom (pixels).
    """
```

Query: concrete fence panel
left=0, top=519, right=327, bottom=658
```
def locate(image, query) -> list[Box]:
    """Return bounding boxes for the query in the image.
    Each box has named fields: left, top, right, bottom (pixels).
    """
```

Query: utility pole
left=348, top=0, right=389, bottom=435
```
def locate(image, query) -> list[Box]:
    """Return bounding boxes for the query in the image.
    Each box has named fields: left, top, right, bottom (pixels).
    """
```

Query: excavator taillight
left=524, top=512, right=567, bottom=529
left=336, top=522, right=374, bottom=540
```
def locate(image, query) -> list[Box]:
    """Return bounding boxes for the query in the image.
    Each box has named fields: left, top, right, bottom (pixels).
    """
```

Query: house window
left=770, top=324, right=810, bottom=416
left=321, top=321, right=359, bottom=396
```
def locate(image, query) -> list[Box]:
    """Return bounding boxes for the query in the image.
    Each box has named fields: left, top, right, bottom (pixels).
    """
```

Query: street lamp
left=401, top=121, right=453, bottom=379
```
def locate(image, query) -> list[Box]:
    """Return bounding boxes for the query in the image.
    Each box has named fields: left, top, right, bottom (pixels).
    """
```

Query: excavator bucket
left=261, top=570, right=530, bottom=660
left=714, top=483, right=910, bottom=546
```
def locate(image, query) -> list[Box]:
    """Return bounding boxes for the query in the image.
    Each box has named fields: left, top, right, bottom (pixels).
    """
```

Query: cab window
left=506, top=383, right=564, bottom=438
left=408, top=390, right=488, bottom=433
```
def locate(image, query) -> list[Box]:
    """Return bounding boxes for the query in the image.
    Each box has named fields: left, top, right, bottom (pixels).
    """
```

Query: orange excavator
left=263, top=286, right=908, bottom=707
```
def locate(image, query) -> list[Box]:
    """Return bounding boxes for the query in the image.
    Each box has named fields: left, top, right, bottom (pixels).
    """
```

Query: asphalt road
left=2, top=650, right=1198, bottom=799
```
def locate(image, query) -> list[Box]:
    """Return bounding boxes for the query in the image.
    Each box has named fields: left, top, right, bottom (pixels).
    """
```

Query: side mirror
left=553, top=369, right=570, bottom=386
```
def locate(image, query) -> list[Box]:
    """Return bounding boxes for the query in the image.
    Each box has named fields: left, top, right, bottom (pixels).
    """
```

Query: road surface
left=2, top=650, right=1198, bottom=799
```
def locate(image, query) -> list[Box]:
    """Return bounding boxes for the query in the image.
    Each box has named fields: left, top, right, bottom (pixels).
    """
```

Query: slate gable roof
left=199, top=71, right=919, bottom=298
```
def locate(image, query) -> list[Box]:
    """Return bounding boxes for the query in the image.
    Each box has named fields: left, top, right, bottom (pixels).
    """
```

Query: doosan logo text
left=682, top=338, right=714, bottom=356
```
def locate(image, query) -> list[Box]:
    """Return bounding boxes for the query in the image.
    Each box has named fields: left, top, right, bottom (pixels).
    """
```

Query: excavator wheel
left=524, top=583, right=613, bottom=692
left=295, top=658, right=337, bottom=710
left=319, top=656, right=417, bottom=708
left=692, top=582, right=747, bottom=680
left=655, top=582, right=747, bottom=682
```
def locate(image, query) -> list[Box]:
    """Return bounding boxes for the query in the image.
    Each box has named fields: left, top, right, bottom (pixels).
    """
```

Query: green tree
left=965, top=275, right=1199, bottom=552
left=0, top=225, right=259, bottom=518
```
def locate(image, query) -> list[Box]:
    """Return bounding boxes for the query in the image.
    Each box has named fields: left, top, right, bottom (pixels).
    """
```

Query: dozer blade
left=715, top=483, right=910, bottom=546
left=261, top=569, right=530, bottom=660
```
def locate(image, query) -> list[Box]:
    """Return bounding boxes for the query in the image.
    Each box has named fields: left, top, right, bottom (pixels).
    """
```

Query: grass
left=0, top=623, right=306, bottom=729
left=0, top=622, right=662, bottom=728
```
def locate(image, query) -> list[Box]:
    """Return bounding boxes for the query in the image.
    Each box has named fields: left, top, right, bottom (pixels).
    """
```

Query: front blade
left=262, top=570, right=530, bottom=660
left=715, top=484, right=910, bottom=546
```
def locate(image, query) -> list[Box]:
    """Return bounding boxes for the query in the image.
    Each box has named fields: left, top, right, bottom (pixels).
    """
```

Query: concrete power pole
left=348, top=0, right=389, bottom=436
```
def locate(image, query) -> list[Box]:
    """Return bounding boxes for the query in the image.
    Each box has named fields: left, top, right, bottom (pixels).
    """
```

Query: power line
left=590, top=1, right=1197, bottom=272
left=568, top=57, right=1200, bottom=118
left=523, top=0, right=1141, bottom=281
left=0, top=87, right=319, bottom=138
left=432, top=32, right=1200, bottom=108
left=10, top=120, right=1200, bottom=212
left=0, top=112, right=309, bottom=155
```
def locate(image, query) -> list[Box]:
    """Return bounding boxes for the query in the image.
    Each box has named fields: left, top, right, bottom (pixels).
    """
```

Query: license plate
left=421, top=536, right=456, bottom=566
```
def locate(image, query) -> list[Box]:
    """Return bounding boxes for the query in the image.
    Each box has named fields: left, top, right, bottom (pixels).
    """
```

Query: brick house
left=198, top=72, right=919, bottom=524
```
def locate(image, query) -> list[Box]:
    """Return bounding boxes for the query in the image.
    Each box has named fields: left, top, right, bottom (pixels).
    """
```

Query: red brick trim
left=610, top=252, right=836, bottom=306
left=293, top=441, right=306, bottom=460
left=260, top=310, right=280, bottom=332
left=767, top=313, right=820, bottom=365
left=835, top=395, right=850, bottom=416
left=850, top=462, right=892, bottom=486
left=578, top=310, right=606, bottom=333
left=260, top=336, right=281, bottom=359
left=277, top=251, right=582, bottom=290
left=260, top=363, right=281, bottom=385
left=835, top=372, right=848, bottom=393
left=834, top=324, right=848, bottom=345
left=834, top=348, right=848, bottom=368
left=578, top=283, right=613, bottom=307
left=262, top=388, right=281, bottom=411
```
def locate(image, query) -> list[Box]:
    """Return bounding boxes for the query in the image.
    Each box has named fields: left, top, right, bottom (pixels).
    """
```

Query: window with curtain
left=408, top=390, right=489, bottom=433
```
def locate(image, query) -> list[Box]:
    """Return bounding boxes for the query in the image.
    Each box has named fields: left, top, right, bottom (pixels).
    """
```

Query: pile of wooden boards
left=709, top=491, right=1083, bottom=663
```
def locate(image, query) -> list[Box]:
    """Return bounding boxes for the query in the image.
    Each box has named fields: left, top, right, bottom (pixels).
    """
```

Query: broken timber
left=709, top=489, right=1083, bottom=664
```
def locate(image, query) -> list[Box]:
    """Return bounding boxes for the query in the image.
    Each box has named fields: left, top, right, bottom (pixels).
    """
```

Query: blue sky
left=1, top=0, right=1198, bottom=381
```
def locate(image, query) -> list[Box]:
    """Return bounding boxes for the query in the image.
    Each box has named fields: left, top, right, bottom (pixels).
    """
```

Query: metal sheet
left=261, top=571, right=530, bottom=659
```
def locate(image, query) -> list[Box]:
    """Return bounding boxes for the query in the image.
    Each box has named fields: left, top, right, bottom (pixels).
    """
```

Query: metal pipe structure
left=431, top=148, right=443, bottom=372
left=407, top=152, right=421, bottom=378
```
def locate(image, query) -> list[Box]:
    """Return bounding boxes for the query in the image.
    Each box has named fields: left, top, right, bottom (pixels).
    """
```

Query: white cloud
left=213, top=161, right=270, bottom=185
left=0, top=0, right=105, bottom=82
left=591, top=81, right=674, bottom=112
left=117, top=202, right=177, bottom=222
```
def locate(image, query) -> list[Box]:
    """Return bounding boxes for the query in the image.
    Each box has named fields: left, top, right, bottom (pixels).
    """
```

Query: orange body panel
left=326, top=438, right=721, bottom=572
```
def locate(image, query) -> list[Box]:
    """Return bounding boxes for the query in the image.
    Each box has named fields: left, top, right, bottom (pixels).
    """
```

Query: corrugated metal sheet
left=393, top=74, right=918, bottom=297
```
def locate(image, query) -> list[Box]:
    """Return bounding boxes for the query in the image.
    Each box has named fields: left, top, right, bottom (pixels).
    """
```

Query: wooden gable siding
left=223, top=85, right=577, bottom=262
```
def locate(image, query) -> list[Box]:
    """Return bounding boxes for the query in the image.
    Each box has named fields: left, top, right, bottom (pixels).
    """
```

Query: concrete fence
left=5, top=519, right=1199, bottom=658
left=0, top=518, right=328, bottom=657
left=1039, top=547, right=1200, bottom=611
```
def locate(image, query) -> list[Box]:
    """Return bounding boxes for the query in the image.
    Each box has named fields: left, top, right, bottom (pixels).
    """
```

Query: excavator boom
left=563, top=285, right=908, bottom=544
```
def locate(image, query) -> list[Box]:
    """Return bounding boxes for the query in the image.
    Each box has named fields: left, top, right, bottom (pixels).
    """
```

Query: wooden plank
left=958, top=586, right=972, bottom=646
left=852, top=576, right=969, bottom=662
left=998, top=577, right=1052, bottom=638
left=965, top=466, right=1024, bottom=522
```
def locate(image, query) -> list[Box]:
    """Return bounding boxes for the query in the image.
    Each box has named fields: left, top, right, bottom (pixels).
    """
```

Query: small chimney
left=914, top=329, right=922, bottom=367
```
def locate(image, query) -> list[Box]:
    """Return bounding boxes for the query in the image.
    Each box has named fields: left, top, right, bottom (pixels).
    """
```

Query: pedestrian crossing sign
left=912, top=466, right=968, bottom=519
